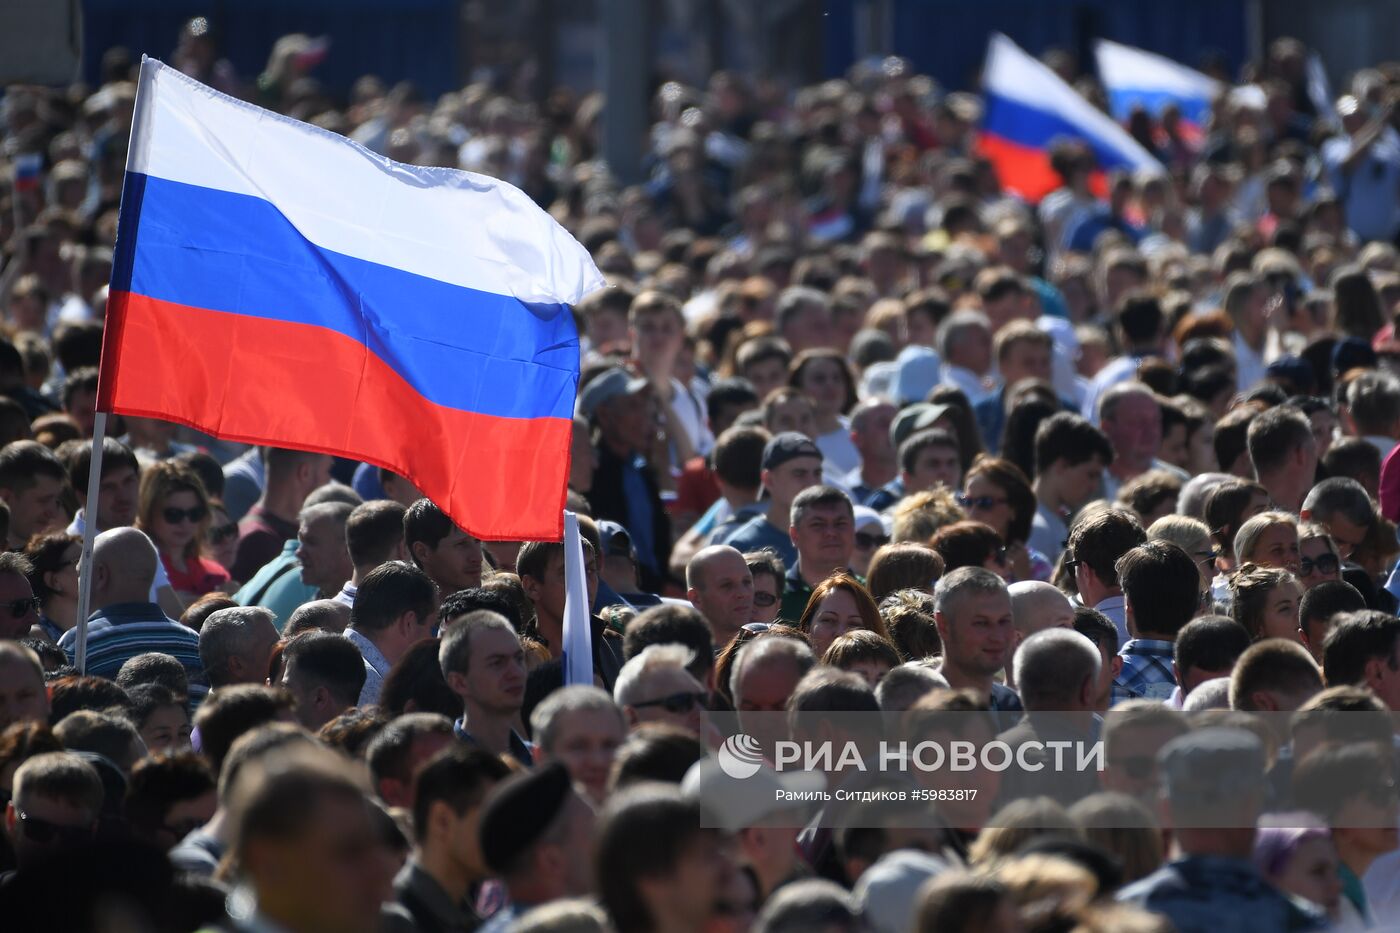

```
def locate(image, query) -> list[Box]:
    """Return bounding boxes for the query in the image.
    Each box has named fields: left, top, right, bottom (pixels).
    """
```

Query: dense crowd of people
left=6, top=16, right=1400, bottom=933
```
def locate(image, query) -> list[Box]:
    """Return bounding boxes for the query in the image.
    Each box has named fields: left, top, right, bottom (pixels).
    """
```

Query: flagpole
left=561, top=510, right=594, bottom=686
left=73, top=412, right=108, bottom=675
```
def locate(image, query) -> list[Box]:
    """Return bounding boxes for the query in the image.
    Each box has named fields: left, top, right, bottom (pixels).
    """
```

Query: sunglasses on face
left=1299, top=553, right=1340, bottom=576
left=162, top=505, right=208, bottom=525
left=633, top=691, right=708, bottom=714
left=208, top=522, right=238, bottom=544
left=1, top=596, right=40, bottom=619
left=854, top=532, right=889, bottom=550
left=1064, top=557, right=1081, bottom=573
left=957, top=493, right=1008, bottom=511
left=752, top=592, right=777, bottom=608
left=17, top=808, right=94, bottom=846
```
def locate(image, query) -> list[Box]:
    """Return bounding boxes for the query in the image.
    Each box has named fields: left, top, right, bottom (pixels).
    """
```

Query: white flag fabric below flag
left=562, top=510, right=594, bottom=687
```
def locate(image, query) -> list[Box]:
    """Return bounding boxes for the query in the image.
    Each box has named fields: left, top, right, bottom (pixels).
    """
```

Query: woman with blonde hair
left=1296, top=522, right=1343, bottom=590
left=136, top=460, right=229, bottom=600
left=1229, top=563, right=1304, bottom=641
left=1233, top=510, right=1300, bottom=574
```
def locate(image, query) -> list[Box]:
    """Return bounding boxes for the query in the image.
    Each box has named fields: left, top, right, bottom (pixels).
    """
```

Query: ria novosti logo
left=717, top=733, right=765, bottom=779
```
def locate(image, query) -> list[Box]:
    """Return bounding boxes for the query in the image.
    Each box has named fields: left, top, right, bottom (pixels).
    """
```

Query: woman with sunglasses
left=136, top=461, right=230, bottom=602
left=1297, top=523, right=1343, bottom=590
left=797, top=572, right=888, bottom=658
left=1229, top=564, right=1305, bottom=642
left=204, top=499, right=241, bottom=588
left=931, top=521, right=1014, bottom=584
left=22, top=532, right=82, bottom=643
left=1148, top=515, right=1219, bottom=609
left=958, top=456, right=1051, bottom=583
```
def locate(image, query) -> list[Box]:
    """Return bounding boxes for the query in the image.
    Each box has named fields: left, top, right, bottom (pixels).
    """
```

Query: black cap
left=762, top=432, right=822, bottom=471
left=478, top=761, right=572, bottom=875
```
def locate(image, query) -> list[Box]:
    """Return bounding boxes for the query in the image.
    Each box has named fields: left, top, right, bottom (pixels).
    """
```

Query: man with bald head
left=1006, top=581, right=1076, bottom=690
left=686, top=545, right=754, bottom=648
left=58, top=527, right=207, bottom=692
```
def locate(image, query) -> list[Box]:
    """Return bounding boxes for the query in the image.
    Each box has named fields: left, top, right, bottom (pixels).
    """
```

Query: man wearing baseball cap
left=713, top=432, right=823, bottom=569
left=579, top=367, right=671, bottom=592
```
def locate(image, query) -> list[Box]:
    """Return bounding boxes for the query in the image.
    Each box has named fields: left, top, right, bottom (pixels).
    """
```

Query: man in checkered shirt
left=1112, top=540, right=1203, bottom=705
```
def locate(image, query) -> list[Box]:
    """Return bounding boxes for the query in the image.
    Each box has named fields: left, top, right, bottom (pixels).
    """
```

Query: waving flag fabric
left=101, top=57, right=603, bottom=541
left=1095, top=39, right=1222, bottom=133
left=978, top=33, right=1161, bottom=201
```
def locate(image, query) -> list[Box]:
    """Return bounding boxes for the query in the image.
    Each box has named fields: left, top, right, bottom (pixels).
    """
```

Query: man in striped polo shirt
left=58, top=527, right=207, bottom=698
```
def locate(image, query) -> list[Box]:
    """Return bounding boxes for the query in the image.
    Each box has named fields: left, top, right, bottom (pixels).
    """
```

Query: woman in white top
left=790, top=349, right=860, bottom=475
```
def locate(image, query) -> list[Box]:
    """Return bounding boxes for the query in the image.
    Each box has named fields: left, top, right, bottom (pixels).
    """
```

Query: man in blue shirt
left=714, top=433, right=822, bottom=568
left=58, top=527, right=207, bottom=697
left=1322, top=94, right=1400, bottom=244
left=1112, top=540, right=1200, bottom=704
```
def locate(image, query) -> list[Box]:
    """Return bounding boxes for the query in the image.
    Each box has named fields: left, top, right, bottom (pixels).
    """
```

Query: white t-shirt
left=815, top=419, right=860, bottom=477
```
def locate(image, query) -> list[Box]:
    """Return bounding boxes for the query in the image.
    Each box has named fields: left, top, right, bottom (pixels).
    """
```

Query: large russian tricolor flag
left=978, top=33, right=1161, bottom=202
left=1095, top=39, right=1222, bottom=133
left=101, top=58, right=603, bottom=541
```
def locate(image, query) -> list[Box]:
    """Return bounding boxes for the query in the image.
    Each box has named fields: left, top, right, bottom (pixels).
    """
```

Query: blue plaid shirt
left=1112, top=638, right=1177, bottom=705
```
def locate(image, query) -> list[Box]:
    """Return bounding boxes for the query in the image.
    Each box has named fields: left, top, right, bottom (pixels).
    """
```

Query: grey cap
left=1159, top=727, right=1264, bottom=802
left=576, top=367, right=649, bottom=419
left=762, top=432, right=823, bottom=471
left=890, top=403, right=953, bottom=450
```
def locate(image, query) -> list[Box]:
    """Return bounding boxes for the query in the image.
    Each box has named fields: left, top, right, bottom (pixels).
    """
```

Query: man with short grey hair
left=199, top=607, right=280, bottom=689
left=530, top=685, right=625, bottom=803
left=998, top=628, right=1102, bottom=805
left=614, top=644, right=707, bottom=736
left=731, top=636, right=816, bottom=755
left=1007, top=580, right=1075, bottom=690
left=932, top=567, right=1021, bottom=720
left=294, top=501, right=356, bottom=601
left=1117, top=728, right=1326, bottom=929
left=58, top=527, right=206, bottom=692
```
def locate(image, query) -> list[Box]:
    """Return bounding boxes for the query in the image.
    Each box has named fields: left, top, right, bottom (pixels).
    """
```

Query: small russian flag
left=977, top=34, right=1162, bottom=202
left=1095, top=39, right=1223, bottom=139
left=12, top=153, right=42, bottom=193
